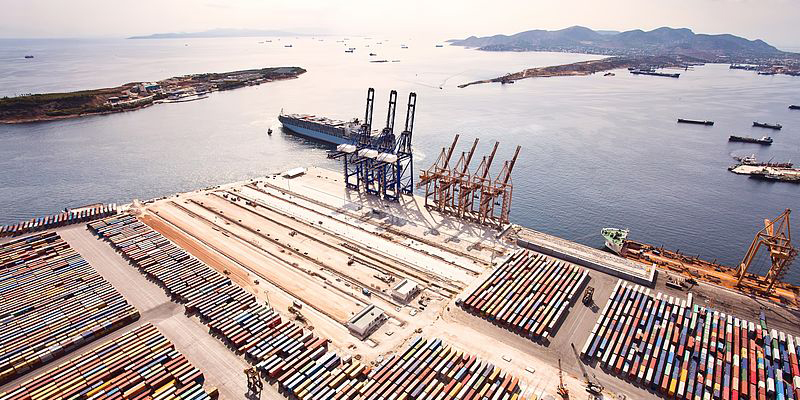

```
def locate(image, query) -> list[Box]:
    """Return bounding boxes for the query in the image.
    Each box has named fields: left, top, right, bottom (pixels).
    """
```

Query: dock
left=511, top=226, right=657, bottom=286
left=3, top=166, right=800, bottom=400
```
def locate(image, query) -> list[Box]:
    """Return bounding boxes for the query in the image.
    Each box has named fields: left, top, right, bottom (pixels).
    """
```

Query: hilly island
left=451, top=26, right=800, bottom=87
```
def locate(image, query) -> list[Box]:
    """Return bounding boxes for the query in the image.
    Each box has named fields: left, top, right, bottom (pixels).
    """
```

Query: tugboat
left=789, top=105, right=799, bottom=110
left=753, top=121, right=782, bottom=130
left=678, top=118, right=714, bottom=126
left=601, top=228, right=629, bottom=256
left=729, top=135, right=773, bottom=145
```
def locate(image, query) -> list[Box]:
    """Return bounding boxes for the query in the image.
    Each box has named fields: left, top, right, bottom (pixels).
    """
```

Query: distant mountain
left=449, top=26, right=790, bottom=59
left=128, top=28, right=303, bottom=39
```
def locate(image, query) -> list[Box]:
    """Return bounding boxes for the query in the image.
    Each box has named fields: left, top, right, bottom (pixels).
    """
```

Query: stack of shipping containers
left=89, top=215, right=536, bottom=400
left=0, top=323, right=213, bottom=400
left=0, top=204, right=117, bottom=238
left=0, top=232, right=138, bottom=384
left=581, top=280, right=800, bottom=400
left=460, top=249, right=588, bottom=341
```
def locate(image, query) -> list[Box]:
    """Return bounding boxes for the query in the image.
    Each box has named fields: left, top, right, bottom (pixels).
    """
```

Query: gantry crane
left=736, top=209, right=796, bottom=292
left=493, top=145, right=521, bottom=225
left=393, top=92, right=416, bottom=198
left=419, top=134, right=459, bottom=209
left=474, top=142, right=499, bottom=225
left=332, top=88, right=416, bottom=202
left=453, top=138, right=479, bottom=217
left=419, top=135, right=520, bottom=228
left=366, top=90, right=397, bottom=197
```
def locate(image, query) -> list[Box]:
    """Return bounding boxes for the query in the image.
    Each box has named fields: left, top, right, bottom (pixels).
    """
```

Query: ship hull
left=279, top=118, right=351, bottom=145
left=604, top=239, right=624, bottom=256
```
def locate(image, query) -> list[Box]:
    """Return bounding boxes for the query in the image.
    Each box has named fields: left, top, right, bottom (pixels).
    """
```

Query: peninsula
left=0, top=66, right=306, bottom=124
left=457, top=55, right=696, bottom=87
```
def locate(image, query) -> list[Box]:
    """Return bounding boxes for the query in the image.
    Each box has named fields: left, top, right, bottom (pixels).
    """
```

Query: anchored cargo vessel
left=601, top=228, right=628, bottom=255
left=753, top=121, right=782, bottom=130
left=278, top=112, right=363, bottom=145
left=630, top=69, right=680, bottom=78
left=677, top=118, right=714, bottom=125
left=729, top=135, right=773, bottom=145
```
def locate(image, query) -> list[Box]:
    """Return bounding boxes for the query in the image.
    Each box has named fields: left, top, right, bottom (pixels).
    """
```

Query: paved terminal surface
left=444, top=257, right=800, bottom=400
left=0, top=225, right=264, bottom=400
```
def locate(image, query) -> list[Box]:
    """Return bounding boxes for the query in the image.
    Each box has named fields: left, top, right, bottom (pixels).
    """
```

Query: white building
left=346, top=304, right=385, bottom=340
left=392, top=278, right=420, bottom=303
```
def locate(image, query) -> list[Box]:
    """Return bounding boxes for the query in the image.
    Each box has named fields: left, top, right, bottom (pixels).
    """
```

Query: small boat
left=729, top=135, right=773, bottom=145
left=677, top=118, right=714, bottom=126
left=369, top=53, right=377, bottom=56
left=284, top=44, right=293, bottom=48
left=370, top=60, right=389, bottom=63
left=344, top=49, right=354, bottom=53
left=435, top=44, right=444, bottom=48
left=603, top=72, right=615, bottom=76
left=753, top=121, right=782, bottom=130
left=400, top=44, right=408, bottom=49
left=24, top=55, right=34, bottom=59
left=789, top=105, right=799, bottom=110
left=267, top=128, right=273, bottom=135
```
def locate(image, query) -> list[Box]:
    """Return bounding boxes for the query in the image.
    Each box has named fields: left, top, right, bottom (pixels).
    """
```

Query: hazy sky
left=1, top=0, right=798, bottom=48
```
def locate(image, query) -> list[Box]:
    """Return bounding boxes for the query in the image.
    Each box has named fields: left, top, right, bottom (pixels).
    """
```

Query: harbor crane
left=332, top=88, right=417, bottom=202
left=419, top=135, right=520, bottom=228
left=735, top=209, right=796, bottom=292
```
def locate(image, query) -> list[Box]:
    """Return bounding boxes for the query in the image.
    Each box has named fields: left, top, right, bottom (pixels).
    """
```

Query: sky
left=1, top=0, right=798, bottom=49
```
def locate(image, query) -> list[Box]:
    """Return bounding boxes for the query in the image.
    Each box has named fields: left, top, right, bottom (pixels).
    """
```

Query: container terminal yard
left=1, top=89, right=799, bottom=400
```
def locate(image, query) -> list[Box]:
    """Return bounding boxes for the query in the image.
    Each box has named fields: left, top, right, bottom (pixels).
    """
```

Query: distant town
left=0, top=66, right=305, bottom=123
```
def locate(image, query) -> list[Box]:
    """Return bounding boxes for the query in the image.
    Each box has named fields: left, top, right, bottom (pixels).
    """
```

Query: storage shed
left=346, top=304, right=385, bottom=339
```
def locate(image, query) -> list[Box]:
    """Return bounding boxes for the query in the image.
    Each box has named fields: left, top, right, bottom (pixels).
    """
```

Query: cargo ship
left=753, top=121, right=782, bottom=130
left=601, top=228, right=628, bottom=255
left=630, top=69, right=680, bottom=78
left=728, top=135, right=773, bottom=145
left=677, top=118, right=714, bottom=126
left=278, top=112, right=363, bottom=145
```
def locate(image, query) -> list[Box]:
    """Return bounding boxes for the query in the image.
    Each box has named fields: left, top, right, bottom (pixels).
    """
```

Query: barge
left=677, top=118, right=714, bottom=126
left=729, top=135, right=773, bottom=145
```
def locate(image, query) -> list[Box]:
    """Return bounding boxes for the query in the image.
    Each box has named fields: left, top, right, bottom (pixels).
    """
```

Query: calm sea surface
left=1, top=37, right=799, bottom=283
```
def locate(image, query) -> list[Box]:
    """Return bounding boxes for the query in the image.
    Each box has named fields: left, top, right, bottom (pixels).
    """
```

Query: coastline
left=458, top=55, right=689, bottom=87
left=0, top=67, right=305, bottom=124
